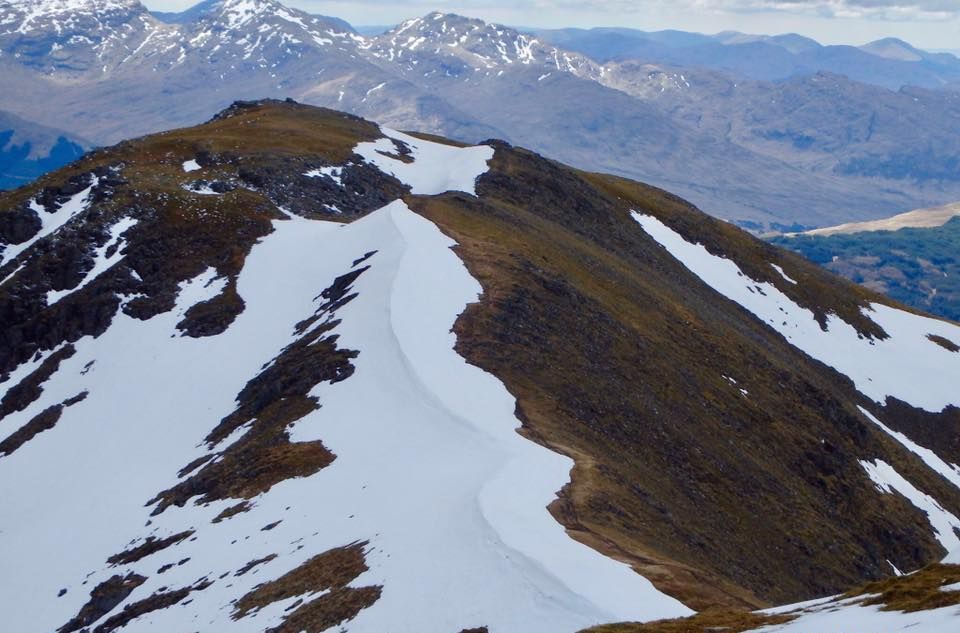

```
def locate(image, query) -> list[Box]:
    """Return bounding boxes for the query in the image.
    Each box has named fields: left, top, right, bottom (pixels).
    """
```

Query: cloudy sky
left=144, top=0, right=960, bottom=49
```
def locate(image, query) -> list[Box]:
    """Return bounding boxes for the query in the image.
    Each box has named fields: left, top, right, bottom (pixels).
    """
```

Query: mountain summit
left=363, top=11, right=598, bottom=79
left=0, top=0, right=154, bottom=74
left=1, top=100, right=959, bottom=632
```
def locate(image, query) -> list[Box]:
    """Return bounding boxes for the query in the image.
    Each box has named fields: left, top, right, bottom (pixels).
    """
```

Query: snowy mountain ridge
left=0, top=126, right=691, bottom=632
left=0, top=0, right=589, bottom=79
left=361, top=12, right=601, bottom=81
left=0, top=0, right=160, bottom=74
left=0, top=0, right=361, bottom=76
left=1, top=101, right=960, bottom=632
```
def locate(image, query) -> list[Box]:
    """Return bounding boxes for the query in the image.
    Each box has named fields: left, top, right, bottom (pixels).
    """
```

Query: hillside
left=802, top=201, right=960, bottom=236
left=535, top=27, right=960, bottom=90
left=772, top=214, right=960, bottom=321
left=0, top=110, right=89, bottom=190
left=1, top=101, right=959, bottom=632
left=587, top=558, right=960, bottom=633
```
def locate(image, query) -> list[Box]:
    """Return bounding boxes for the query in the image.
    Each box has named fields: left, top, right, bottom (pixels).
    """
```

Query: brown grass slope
left=584, top=562, right=960, bottom=633
left=2, top=100, right=959, bottom=615
left=413, top=145, right=960, bottom=608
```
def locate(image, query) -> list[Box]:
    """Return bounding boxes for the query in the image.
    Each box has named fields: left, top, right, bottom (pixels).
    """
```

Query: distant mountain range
left=1, top=0, right=959, bottom=229
left=534, top=28, right=960, bottom=91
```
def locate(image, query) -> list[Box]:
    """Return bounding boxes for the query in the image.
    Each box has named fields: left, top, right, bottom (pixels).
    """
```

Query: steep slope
left=587, top=557, right=960, bottom=633
left=0, top=109, right=89, bottom=189
left=2, top=101, right=960, bottom=631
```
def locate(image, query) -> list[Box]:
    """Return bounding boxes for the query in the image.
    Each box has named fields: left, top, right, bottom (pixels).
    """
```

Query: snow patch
left=759, top=592, right=960, bottom=632
left=46, top=216, right=138, bottom=306
left=304, top=165, right=343, bottom=186
left=355, top=128, right=493, bottom=196
left=1, top=178, right=99, bottom=268
left=172, top=267, right=227, bottom=319
left=182, top=159, right=201, bottom=172
left=183, top=182, right=221, bottom=195
left=861, top=458, right=960, bottom=552
left=0, top=261, right=27, bottom=287
left=771, top=263, right=797, bottom=284
left=859, top=406, right=960, bottom=491
left=633, top=212, right=960, bottom=412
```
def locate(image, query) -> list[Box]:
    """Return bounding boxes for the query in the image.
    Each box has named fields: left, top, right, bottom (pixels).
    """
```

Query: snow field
left=632, top=212, right=960, bottom=413
left=355, top=127, right=494, bottom=196
left=0, top=138, right=688, bottom=633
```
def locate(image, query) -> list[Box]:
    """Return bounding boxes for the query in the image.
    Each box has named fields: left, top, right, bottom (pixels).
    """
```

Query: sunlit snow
left=633, top=212, right=960, bottom=413
left=0, top=178, right=688, bottom=632
left=355, top=127, right=494, bottom=196
left=304, top=165, right=343, bottom=186
left=770, top=263, right=797, bottom=284
left=1, top=178, right=99, bottom=268
left=859, top=406, right=960, bottom=491
left=760, top=594, right=960, bottom=633
left=860, top=459, right=960, bottom=552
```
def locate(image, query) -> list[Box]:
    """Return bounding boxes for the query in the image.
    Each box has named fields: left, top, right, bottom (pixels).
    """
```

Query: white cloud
left=542, top=0, right=958, bottom=21
left=710, top=0, right=958, bottom=20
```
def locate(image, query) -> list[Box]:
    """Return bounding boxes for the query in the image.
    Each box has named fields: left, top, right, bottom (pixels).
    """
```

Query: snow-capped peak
left=197, top=0, right=283, bottom=30
left=0, top=0, right=142, bottom=13
left=0, top=0, right=366, bottom=77
left=380, top=12, right=540, bottom=64
left=192, top=0, right=353, bottom=36
left=185, top=0, right=360, bottom=53
left=366, top=11, right=599, bottom=79
left=0, top=0, right=146, bottom=32
left=0, top=0, right=158, bottom=76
